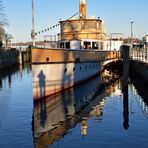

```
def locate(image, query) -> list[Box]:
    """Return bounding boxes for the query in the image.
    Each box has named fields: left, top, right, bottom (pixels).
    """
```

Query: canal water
left=0, top=64, right=148, bottom=148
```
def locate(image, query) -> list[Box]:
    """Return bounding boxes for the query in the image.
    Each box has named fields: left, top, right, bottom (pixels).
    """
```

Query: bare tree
left=0, top=0, right=8, bottom=48
left=0, top=26, right=5, bottom=40
left=0, top=0, right=8, bottom=26
left=0, top=26, right=5, bottom=48
left=4, top=33, right=13, bottom=48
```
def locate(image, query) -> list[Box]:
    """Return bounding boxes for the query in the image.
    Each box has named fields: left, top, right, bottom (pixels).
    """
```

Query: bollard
left=19, top=47, right=22, bottom=65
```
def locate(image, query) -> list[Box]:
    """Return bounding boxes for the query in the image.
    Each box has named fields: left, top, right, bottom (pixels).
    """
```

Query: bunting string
left=35, top=23, right=60, bottom=36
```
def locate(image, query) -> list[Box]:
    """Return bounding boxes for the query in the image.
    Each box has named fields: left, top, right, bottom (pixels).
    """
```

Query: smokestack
left=79, top=0, right=86, bottom=19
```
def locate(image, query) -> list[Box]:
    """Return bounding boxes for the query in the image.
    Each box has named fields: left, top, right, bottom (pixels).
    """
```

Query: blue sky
left=3, top=0, right=148, bottom=42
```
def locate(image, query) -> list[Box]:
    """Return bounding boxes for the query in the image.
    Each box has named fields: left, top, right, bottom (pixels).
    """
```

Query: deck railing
left=58, top=32, right=105, bottom=41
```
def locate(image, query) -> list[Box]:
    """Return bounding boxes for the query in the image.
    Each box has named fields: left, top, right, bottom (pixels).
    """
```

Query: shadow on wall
left=37, top=70, right=46, bottom=98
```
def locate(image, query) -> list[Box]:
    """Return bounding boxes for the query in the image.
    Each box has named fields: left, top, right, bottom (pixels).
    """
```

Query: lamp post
left=131, top=21, right=134, bottom=45
left=31, top=0, right=35, bottom=46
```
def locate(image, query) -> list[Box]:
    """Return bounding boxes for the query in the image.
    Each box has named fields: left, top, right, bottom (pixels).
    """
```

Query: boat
left=31, top=0, right=120, bottom=101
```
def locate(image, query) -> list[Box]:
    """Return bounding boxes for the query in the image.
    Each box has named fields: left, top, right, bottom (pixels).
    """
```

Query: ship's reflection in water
left=32, top=70, right=121, bottom=148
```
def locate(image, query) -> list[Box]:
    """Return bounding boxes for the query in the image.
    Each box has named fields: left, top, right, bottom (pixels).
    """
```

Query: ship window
left=60, top=42, right=64, bottom=48
left=97, top=22, right=101, bottom=30
left=90, top=22, right=97, bottom=29
left=82, top=21, right=89, bottom=30
left=84, top=41, right=91, bottom=49
left=66, top=42, right=70, bottom=49
left=92, top=42, right=98, bottom=49
left=71, top=22, right=78, bottom=31
left=63, top=22, right=70, bottom=31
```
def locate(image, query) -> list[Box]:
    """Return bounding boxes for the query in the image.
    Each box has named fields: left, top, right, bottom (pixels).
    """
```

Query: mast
left=31, top=0, right=36, bottom=46
left=79, top=0, right=86, bottom=19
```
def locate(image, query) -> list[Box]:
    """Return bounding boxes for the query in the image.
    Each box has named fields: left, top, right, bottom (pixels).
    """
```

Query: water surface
left=0, top=65, right=148, bottom=148
left=0, top=65, right=33, bottom=148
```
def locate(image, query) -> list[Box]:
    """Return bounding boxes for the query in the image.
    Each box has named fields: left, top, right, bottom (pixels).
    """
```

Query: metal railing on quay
left=129, top=48, right=148, bottom=63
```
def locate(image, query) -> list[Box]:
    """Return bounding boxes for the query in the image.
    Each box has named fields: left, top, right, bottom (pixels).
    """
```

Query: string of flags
left=34, top=13, right=78, bottom=36
left=35, top=23, right=60, bottom=36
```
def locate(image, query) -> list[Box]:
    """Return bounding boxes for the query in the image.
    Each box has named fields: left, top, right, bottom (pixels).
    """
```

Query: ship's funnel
left=79, top=0, right=86, bottom=19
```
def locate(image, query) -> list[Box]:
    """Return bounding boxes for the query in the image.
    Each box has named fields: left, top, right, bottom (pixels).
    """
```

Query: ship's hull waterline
left=32, top=47, right=120, bottom=100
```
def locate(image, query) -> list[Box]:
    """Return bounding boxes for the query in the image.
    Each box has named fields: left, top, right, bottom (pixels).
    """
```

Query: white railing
left=129, top=48, right=148, bottom=63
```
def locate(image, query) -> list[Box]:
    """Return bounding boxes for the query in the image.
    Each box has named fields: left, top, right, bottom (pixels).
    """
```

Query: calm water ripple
left=0, top=65, right=33, bottom=148
left=0, top=65, right=148, bottom=148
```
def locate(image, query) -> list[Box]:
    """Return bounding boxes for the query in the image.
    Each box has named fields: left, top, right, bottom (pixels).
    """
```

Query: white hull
left=32, top=61, right=101, bottom=100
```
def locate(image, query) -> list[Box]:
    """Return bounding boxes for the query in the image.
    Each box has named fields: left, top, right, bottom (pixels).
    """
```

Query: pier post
left=122, top=45, right=130, bottom=130
left=122, top=45, right=130, bottom=88
left=26, top=47, right=29, bottom=62
left=19, top=47, right=22, bottom=65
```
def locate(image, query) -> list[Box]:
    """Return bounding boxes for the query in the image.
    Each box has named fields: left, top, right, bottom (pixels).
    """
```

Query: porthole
left=46, top=57, right=49, bottom=62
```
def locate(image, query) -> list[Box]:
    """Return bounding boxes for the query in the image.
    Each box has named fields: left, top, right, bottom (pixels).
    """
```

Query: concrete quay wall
left=0, top=48, right=31, bottom=70
left=0, top=50, right=19, bottom=69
